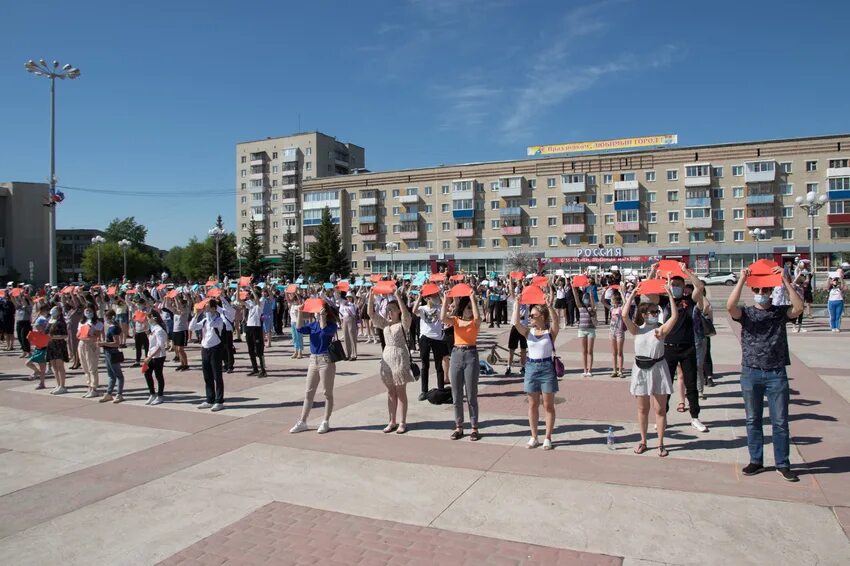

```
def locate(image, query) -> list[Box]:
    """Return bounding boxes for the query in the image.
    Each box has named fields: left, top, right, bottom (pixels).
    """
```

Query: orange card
left=77, top=325, right=90, bottom=339
left=133, top=310, right=147, bottom=322
left=571, top=275, right=590, bottom=288
left=239, top=276, right=252, bottom=287
left=519, top=285, right=546, bottom=305
left=239, top=291, right=248, bottom=301
left=207, top=288, right=222, bottom=298
left=27, top=331, right=49, bottom=349
left=166, top=290, right=178, bottom=299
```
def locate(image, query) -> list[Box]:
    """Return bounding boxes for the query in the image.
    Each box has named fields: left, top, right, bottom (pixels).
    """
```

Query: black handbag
left=401, top=327, right=420, bottom=380
left=109, top=348, right=125, bottom=364
left=328, top=330, right=347, bottom=363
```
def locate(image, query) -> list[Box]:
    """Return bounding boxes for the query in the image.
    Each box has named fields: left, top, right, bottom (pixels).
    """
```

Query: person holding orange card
left=77, top=304, right=105, bottom=399
left=570, top=273, right=597, bottom=377
left=25, top=320, right=50, bottom=390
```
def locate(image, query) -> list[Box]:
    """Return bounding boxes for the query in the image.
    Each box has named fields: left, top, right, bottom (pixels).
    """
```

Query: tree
left=104, top=217, right=148, bottom=245
left=280, top=227, right=303, bottom=281
left=505, top=249, right=538, bottom=275
left=306, top=206, right=349, bottom=281
left=201, top=232, right=237, bottom=280
left=244, top=220, right=266, bottom=277
left=81, top=242, right=162, bottom=282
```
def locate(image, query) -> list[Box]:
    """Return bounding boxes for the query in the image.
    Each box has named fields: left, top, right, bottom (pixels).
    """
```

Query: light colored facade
left=0, top=182, right=50, bottom=284
left=235, top=132, right=365, bottom=257
left=301, top=134, right=850, bottom=276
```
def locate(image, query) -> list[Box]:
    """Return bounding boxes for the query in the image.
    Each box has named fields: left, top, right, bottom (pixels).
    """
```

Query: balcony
left=360, top=233, right=378, bottom=241
left=827, top=167, right=850, bottom=178
left=303, top=199, right=340, bottom=210
left=829, top=190, right=850, bottom=201
left=452, top=209, right=474, bottom=219
left=744, top=161, right=777, bottom=183
left=499, top=207, right=522, bottom=218
left=499, top=177, right=524, bottom=197
left=304, top=235, right=317, bottom=244
left=562, top=203, right=585, bottom=214
left=614, top=180, right=639, bottom=190
left=281, top=181, right=297, bottom=190
left=563, top=223, right=585, bottom=234
left=746, top=194, right=775, bottom=205
left=248, top=185, right=266, bottom=194
left=251, top=213, right=265, bottom=222
left=501, top=226, right=522, bottom=236
left=399, top=231, right=419, bottom=240
left=684, top=217, right=713, bottom=229
left=249, top=172, right=266, bottom=181
left=249, top=157, right=266, bottom=166
left=685, top=197, right=711, bottom=207
left=282, top=166, right=299, bottom=175
left=613, top=200, right=640, bottom=211
left=827, top=214, right=850, bottom=225
left=451, top=179, right=476, bottom=198
left=400, top=212, right=419, bottom=222
left=360, top=197, right=378, bottom=206
left=282, top=210, right=298, bottom=218
left=561, top=175, right=587, bottom=194
left=615, top=221, right=640, bottom=232
left=359, top=215, right=377, bottom=224
left=455, top=228, right=474, bottom=238
left=746, top=216, right=775, bottom=228
left=399, top=194, right=420, bottom=204
left=282, top=197, right=298, bottom=205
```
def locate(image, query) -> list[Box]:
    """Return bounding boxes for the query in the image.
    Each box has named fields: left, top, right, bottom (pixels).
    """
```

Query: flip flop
left=634, top=442, right=647, bottom=455
left=658, top=447, right=669, bottom=458
left=676, top=403, right=687, bottom=413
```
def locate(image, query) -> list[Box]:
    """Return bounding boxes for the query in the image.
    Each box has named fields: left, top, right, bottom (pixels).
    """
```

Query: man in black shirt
left=650, top=262, right=709, bottom=433
left=727, top=265, right=803, bottom=482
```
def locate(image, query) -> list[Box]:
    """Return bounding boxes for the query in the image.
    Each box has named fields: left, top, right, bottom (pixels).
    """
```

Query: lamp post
left=386, top=241, right=399, bottom=275
left=118, top=239, right=131, bottom=281
left=235, top=244, right=246, bottom=276
left=795, top=191, right=829, bottom=288
left=25, top=59, right=81, bottom=286
left=208, top=226, right=226, bottom=282
left=284, top=243, right=299, bottom=282
left=91, top=235, right=105, bottom=284
left=749, top=228, right=766, bottom=260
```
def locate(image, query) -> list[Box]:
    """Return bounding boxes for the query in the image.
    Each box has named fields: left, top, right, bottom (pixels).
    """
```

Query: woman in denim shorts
left=511, top=285, right=560, bottom=450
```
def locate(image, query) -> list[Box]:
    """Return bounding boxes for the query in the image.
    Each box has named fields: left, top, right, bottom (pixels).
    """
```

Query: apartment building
left=235, top=132, right=365, bottom=257
left=300, top=134, right=850, bottom=276
left=0, top=181, right=50, bottom=284
left=56, top=229, right=105, bottom=282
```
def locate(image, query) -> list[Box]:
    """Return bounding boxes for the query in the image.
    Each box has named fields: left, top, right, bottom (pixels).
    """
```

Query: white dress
left=630, top=324, right=673, bottom=396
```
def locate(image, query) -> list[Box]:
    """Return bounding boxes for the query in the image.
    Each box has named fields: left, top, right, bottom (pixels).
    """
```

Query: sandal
left=634, top=442, right=647, bottom=455
left=396, top=424, right=407, bottom=434
left=676, top=402, right=687, bottom=413
left=451, top=429, right=464, bottom=440
left=658, top=447, right=669, bottom=458
left=469, top=430, right=481, bottom=442
left=383, top=424, right=399, bottom=433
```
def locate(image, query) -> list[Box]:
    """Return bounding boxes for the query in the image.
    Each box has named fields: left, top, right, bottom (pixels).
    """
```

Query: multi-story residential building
left=0, top=182, right=50, bottom=284
left=301, top=134, right=850, bottom=276
left=56, top=229, right=105, bottom=282
left=234, top=132, right=365, bottom=258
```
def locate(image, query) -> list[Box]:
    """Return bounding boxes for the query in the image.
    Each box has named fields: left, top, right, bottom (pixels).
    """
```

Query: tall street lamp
left=118, top=239, right=131, bottom=281
left=208, top=226, right=226, bottom=282
left=235, top=244, right=246, bottom=276
left=25, top=59, right=81, bottom=286
left=795, top=191, right=829, bottom=288
left=91, top=235, right=105, bottom=284
left=749, top=228, right=766, bottom=259
left=284, top=243, right=299, bottom=281
left=386, top=242, right=399, bottom=275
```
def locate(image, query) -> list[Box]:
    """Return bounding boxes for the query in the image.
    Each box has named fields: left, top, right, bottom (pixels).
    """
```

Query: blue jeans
left=828, top=300, right=844, bottom=330
left=740, top=366, right=790, bottom=468
left=291, top=322, right=303, bottom=352
left=104, top=351, right=125, bottom=395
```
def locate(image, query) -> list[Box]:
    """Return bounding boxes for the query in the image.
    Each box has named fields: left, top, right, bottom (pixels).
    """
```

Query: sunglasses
left=751, top=288, right=774, bottom=295
left=646, top=309, right=660, bottom=315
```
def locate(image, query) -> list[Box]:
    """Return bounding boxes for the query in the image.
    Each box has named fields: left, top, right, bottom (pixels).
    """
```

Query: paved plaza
left=0, top=297, right=849, bottom=565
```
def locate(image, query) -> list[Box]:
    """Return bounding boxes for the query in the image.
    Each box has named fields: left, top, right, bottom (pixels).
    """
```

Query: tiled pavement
left=1, top=294, right=849, bottom=565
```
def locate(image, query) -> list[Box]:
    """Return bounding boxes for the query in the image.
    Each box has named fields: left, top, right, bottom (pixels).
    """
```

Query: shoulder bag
left=400, top=326, right=420, bottom=380
left=548, top=333, right=565, bottom=378
left=327, top=327, right=347, bottom=363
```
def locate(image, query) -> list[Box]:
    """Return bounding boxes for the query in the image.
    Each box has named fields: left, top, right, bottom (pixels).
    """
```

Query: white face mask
left=754, top=294, right=771, bottom=305
left=645, top=316, right=659, bottom=325
left=84, top=311, right=93, bottom=319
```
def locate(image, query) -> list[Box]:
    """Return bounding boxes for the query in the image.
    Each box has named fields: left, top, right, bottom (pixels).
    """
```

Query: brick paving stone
left=158, top=501, right=622, bottom=565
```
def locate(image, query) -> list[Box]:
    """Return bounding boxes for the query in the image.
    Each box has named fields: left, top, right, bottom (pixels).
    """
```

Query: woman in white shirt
left=77, top=304, right=104, bottom=398
left=143, top=311, right=169, bottom=405
left=827, top=276, right=846, bottom=332
left=338, top=293, right=359, bottom=360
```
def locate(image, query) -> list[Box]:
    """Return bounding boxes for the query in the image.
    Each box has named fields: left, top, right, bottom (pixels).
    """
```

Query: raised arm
left=439, top=292, right=452, bottom=326
left=621, top=287, right=639, bottom=336
left=511, top=298, right=528, bottom=337
left=681, top=263, right=705, bottom=310
left=396, top=289, right=412, bottom=330
left=470, top=289, right=482, bottom=327
left=657, top=285, right=679, bottom=339
left=726, top=268, right=747, bottom=320
left=367, top=291, right=389, bottom=329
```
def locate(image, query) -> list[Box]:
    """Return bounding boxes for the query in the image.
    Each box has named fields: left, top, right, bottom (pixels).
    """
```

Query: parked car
left=700, top=272, right=738, bottom=286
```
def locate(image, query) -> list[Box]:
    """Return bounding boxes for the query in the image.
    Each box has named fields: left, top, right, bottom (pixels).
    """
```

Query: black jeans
left=566, top=301, right=577, bottom=326
left=488, top=301, right=498, bottom=324
left=245, top=326, right=265, bottom=372
left=144, top=357, right=165, bottom=396
left=498, top=301, right=508, bottom=325
left=221, top=328, right=235, bottom=371
left=16, top=320, right=32, bottom=353
left=704, top=337, right=714, bottom=378
left=419, top=335, right=447, bottom=392
left=135, top=333, right=149, bottom=363
left=664, top=343, right=700, bottom=418
left=201, top=345, right=224, bottom=404
left=408, top=317, right=420, bottom=351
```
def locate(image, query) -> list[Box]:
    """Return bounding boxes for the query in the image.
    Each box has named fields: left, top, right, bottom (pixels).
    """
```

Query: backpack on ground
left=426, top=388, right=453, bottom=405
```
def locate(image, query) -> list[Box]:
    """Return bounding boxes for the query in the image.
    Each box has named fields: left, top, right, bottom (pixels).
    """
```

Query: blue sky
left=2, top=0, right=849, bottom=249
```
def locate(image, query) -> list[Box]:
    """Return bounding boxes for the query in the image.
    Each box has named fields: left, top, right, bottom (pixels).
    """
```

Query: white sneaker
left=289, top=420, right=308, bottom=433
left=527, top=437, right=540, bottom=449
left=317, top=420, right=330, bottom=434
left=691, top=418, right=708, bottom=433
left=210, top=403, right=224, bottom=412
left=99, top=393, right=114, bottom=403
left=113, top=395, right=124, bottom=404
left=150, top=396, right=163, bottom=406
left=197, top=402, right=213, bottom=409
left=145, top=395, right=155, bottom=405
left=54, top=386, right=67, bottom=395
left=542, top=438, right=553, bottom=450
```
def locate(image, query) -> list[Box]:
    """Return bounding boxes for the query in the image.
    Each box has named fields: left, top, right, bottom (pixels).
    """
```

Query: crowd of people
left=0, top=258, right=846, bottom=482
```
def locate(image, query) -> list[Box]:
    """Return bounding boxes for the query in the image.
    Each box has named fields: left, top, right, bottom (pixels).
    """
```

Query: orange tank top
left=452, top=318, right=479, bottom=346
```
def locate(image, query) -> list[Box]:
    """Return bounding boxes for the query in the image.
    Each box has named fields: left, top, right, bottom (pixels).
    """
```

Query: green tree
left=306, top=206, right=349, bottom=281
left=201, top=216, right=237, bottom=279
left=81, top=242, right=162, bottom=282
left=280, top=227, right=303, bottom=281
left=104, top=217, right=148, bottom=245
left=244, top=220, right=266, bottom=277
left=163, top=246, right=186, bottom=280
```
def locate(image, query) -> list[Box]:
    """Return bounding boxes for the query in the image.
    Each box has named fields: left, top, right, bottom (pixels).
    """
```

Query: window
left=350, top=243, right=358, bottom=252
left=442, top=222, right=450, bottom=231
left=272, top=180, right=278, bottom=187
left=426, top=223, right=433, bottom=232
left=807, top=228, right=820, bottom=240
left=807, top=182, right=819, bottom=193
left=782, top=229, right=794, bottom=240
left=529, top=237, right=538, bottom=247
left=305, top=147, right=312, bottom=156
left=685, top=165, right=710, bottom=178
left=732, top=165, right=744, bottom=176
left=780, top=162, right=792, bottom=174
left=442, top=241, right=451, bottom=250
left=733, top=230, right=744, bottom=242
left=241, top=223, right=246, bottom=230
left=491, top=239, right=501, bottom=248
left=688, top=232, right=706, bottom=243
left=547, top=177, right=556, bottom=188
left=645, top=171, right=656, bottom=182
left=272, top=165, right=279, bottom=173
left=603, top=174, right=612, bottom=184
left=272, top=221, right=279, bottom=229
left=587, top=194, right=597, bottom=204
left=620, top=172, right=636, bottom=181
left=667, top=190, right=679, bottom=202
left=712, top=166, right=723, bottom=177
left=529, top=179, right=537, bottom=189
left=712, top=188, right=724, bottom=199
left=604, top=234, right=615, bottom=245
left=241, top=210, right=247, bottom=217
left=490, top=220, right=500, bottom=229
left=713, top=230, right=724, bottom=242
left=648, top=211, right=657, bottom=223
left=528, top=217, right=538, bottom=228
left=547, top=197, right=557, bottom=207
left=391, top=189, right=400, bottom=198
left=733, top=186, right=744, bottom=198
left=441, top=204, right=450, bottom=213
left=240, top=169, right=246, bottom=177
left=491, top=201, right=500, bottom=210
left=241, top=183, right=246, bottom=190
left=425, top=205, right=433, bottom=213
left=829, top=178, right=850, bottom=191
left=442, top=185, right=450, bottom=194
left=425, top=186, right=432, bottom=196
left=529, top=198, right=537, bottom=208
left=241, top=156, right=246, bottom=163
left=806, top=160, right=817, bottom=172
left=351, top=261, right=358, bottom=269
left=587, top=235, right=597, bottom=244
left=831, top=227, right=850, bottom=239
left=733, top=208, right=744, bottom=220
left=392, top=225, right=400, bottom=234
left=392, top=206, right=400, bottom=215
left=712, top=209, right=725, bottom=220
left=305, top=162, right=312, bottom=170
left=647, top=233, right=657, bottom=244
left=831, top=201, right=848, bottom=214
left=604, top=214, right=614, bottom=225
left=547, top=217, right=557, bottom=227
left=548, top=236, right=558, bottom=247
left=604, top=193, right=614, bottom=204
left=779, top=183, right=793, bottom=195
left=667, top=169, right=678, bottom=181
left=648, top=191, right=657, bottom=203
left=240, top=196, right=247, bottom=204
left=782, top=207, right=793, bottom=218
left=668, top=232, right=679, bottom=243
left=668, top=211, right=679, bottom=222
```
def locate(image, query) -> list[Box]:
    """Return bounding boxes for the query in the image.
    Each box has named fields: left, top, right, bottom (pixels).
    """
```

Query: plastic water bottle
left=606, top=426, right=615, bottom=450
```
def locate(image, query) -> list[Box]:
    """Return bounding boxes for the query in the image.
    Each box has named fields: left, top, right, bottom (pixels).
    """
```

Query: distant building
left=56, top=228, right=106, bottom=283
left=0, top=182, right=50, bottom=285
